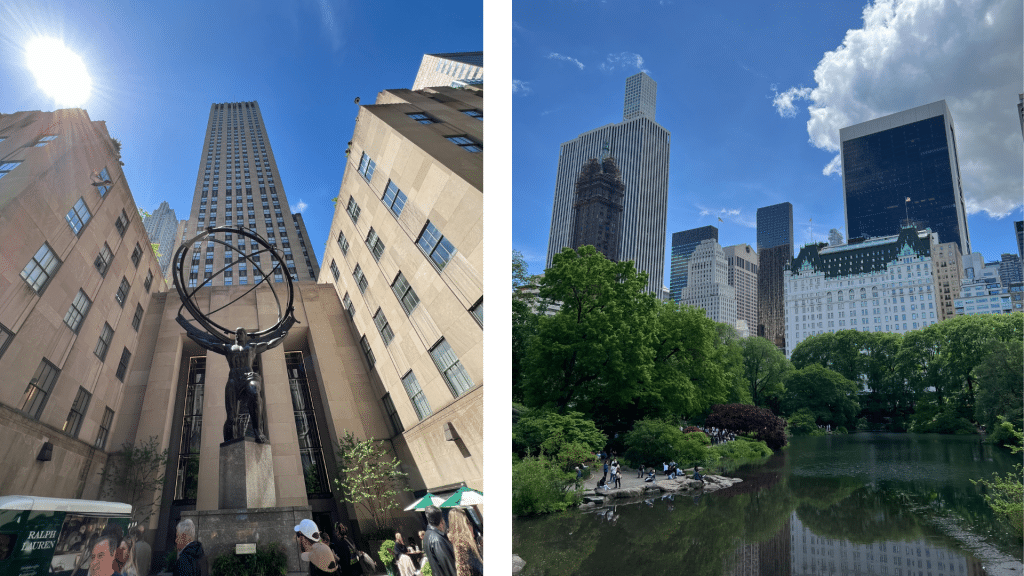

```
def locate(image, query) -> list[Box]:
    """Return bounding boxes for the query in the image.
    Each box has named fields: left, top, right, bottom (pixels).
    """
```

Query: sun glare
left=25, top=37, right=92, bottom=108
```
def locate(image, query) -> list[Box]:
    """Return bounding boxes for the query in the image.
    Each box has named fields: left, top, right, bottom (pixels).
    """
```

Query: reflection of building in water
left=727, top=516, right=791, bottom=576
left=789, top=513, right=983, bottom=575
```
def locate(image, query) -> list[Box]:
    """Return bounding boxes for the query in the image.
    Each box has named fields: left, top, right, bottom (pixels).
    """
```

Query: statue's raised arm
left=176, top=314, right=229, bottom=354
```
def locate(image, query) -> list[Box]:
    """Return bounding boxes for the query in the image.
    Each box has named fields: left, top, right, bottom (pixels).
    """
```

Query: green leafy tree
left=512, top=456, right=580, bottom=516
left=859, top=332, right=911, bottom=428
left=333, top=431, right=408, bottom=538
left=512, top=250, right=539, bottom=403
left=782, top=364, right=860, bottom=428
left=972, top=339, right=1024, bottom=435
left=740, top=336, right=791, bottom=410
left=787, top=409, right=823, bottom=436
left=512, top=409, right=606, bottom=458
left=100, top=436, right=170, bottom=525
left=622, top=419, right=711, bottom=468
left=971, top=421, right=1023, bottom=539
left=712, top=323, right=751, bottom=405
left=523, top=246, right=657, bottom=421
left=790, top=331, right=867, bottom=382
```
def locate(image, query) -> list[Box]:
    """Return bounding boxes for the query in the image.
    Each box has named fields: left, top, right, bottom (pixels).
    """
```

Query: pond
left=512, top=433, right=1022, bottom=576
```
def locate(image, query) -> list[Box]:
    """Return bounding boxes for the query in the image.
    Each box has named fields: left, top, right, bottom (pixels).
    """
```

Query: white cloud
left=822, top=154, right=842, bottom=177
left=512, top=79, right=532, bottom=95
left=774, top=0, right=1023, bottom=217
left=696, top=205, right=757, bottom=228
left=599, top=52, right=650, bottom=74
left=547, top=52, right=585, bottom=70
left=291, top=200, right=308, bottom=213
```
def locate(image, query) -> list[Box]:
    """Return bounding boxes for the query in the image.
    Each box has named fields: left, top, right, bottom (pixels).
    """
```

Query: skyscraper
left=546, top=72, right=671, bottom=294
left=931, top=241, right=963, bottom=322
left=723, top=244, right=758, bottom=337
left=570, top=155, right=625, bottom=261
left=412, top=52, right=483, bottom=90
left=668, top=225, right=718, bottom=302
left=757, top=202, right=793, bottom=348
left=679, top=239, right=737, bottom=327
left=840, top=100, right=971, bottom=255
left=142, top=200, right=179, bottom=276
left=181, top=102, right=319, bottom=288
left=1015, top=220, right=1023, bottom=259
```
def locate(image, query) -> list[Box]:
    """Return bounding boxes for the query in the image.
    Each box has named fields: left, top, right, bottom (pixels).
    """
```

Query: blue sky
left=513, top=0, right=1024, bottom=282
left=0, top=0, right=483, bottom=264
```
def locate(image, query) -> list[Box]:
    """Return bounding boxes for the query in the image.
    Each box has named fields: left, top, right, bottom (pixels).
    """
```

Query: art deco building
left=784, top=226, right=941, bottom=357
left=570, top=156, right=625, bottom=261
left=142, top=200, right=179, bottom=276
left=723, top=244, right=758, bottom=337
left=412, top=52, right=483, bottom=91
left=181, top=102, right=319, bottom=287
left=757, top=202, right=793, bottom=349
left=668, top=226, right=718, bottom=302
left=679, top=239, right=737, bottom=327
left=930, top=241, right=962, bottom=321
left=840, top=100, right=971, bottom=255
left=546, top=72, right=670, bottom=295
left=0, top=109, right=162, bottom=500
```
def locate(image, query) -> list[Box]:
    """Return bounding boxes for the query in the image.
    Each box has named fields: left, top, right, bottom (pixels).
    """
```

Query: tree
left=971, top=421, right=1023, bottom=539
left=782, top=364, right=860, bottom=429
left=333, top=431, right=408, bottom=538
left=522, top=246, right=657, bottom=420
left=622, top=419, right=711, bottom=468
left=740, top=337, right=791, bottom=410
left=512, top=250, right=539, bottom=403
left=790, top=331, right=867, bottom=383
left=100, top=436, right=170, bottom=525
left=712, top=323, right=751, bottom=405
left=859, top=332, right=911, bottom=427
left=705, top=404, right=787, bottom=451
left=972, top=339, right=1024, bottom=434
left=512, top=409, right=607, bottom=458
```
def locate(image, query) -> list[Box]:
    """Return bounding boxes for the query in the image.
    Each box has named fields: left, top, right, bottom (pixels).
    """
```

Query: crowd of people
left=698, top=426, right=737, bottom=445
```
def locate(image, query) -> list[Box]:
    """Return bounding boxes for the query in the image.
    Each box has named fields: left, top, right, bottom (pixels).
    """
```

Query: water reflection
left=512, top=434, right=1020, bottom=576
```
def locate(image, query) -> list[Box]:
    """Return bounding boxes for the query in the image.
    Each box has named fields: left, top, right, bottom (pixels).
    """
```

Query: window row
left=19, top=357, right=121, bottom=448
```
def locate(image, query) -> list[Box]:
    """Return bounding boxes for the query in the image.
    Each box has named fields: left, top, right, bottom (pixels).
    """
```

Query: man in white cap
left=295, top=519, right=338, bottom=575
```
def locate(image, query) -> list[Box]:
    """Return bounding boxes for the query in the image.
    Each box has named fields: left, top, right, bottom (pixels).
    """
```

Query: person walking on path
left=602, top=460, right=609, bottom=484
left=423, top=506, right=457, bottom=576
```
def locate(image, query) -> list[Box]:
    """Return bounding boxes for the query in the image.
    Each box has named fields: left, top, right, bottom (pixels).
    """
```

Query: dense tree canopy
left=705, top=404, right=788, bottom=451
left=972, top=339, right=1024, bottom=433
left=512, top=250, right=539, bottom=403
left=512, top=409, right=608, bottom=458
left=740, top=336, right=791, bottom=410
left=782, top=364, right=860, bottom=429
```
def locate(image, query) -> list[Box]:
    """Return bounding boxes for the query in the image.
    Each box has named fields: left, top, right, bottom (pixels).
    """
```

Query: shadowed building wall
left=570, top=156, right=625, bottom=261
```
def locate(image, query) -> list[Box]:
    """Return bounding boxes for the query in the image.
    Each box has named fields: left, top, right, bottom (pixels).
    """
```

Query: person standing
left=613, top=461, right=622, bottom=489
left=422, top=506, right=457, bottom=576
left=294, top=519, right=338, bottom=575
left=447, top=509, right=482, bottom=576
left=172, top=520, right=207, bottom=576
left=332, top=523, right=363, bottom=576
left=130, top=526, right=150, bottom=576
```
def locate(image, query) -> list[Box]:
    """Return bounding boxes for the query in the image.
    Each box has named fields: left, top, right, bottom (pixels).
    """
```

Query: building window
left=366, top=228, right=385, bottom=261
left=401, top=371, right=432, bottom=421
left=0, top=322, right=13, bottom=360
left=382, top=180, right=407, bottom=217
left=407, top=112, right=437, bottom=124
left=429, top=338, right=474, bottom=397
left=95, top=407, right=114, bottom=449
left=95, top=323, right=114, bottom=361
left=359, top=335, right=375, bottom=367
left=175, top=357, right=205, bottom=503
left=65, top=197, right=92, bottom=235
left=115, top=277, right=131, bottom=307
left=330, top=259, right=340, bottom=281
left=21, top=243, right=61, bottom=294
left=64, top=289, right=92, bottom=333
left=357, top=152, right=376, bottom=181
left=353, top=264, right=368, bottom=293
left=0, top=161, right=21, bottom=179
left=115, top=347, right=132, bottom=382
left=346, top=196, right=361, bottom=224
left=21, top=358, right=60, bottom=420
left=342, top=292, right=355, bottom=318
left=337, top=230, right=350, bottom=254
left=132, top=303, right=144, bottom=331
left=285, top=351, right=331, bottom=496
left=115, top=210, right=129, bottom=237
left=63, top=387, right=91, bottom=439
left=96, top=167, right=111, bottom=196
left=373, top=308, right=395, bottom=345
left=131, top=243, right=143, bottom=267
left=391, top=272, right=420, bottom=315
left=417, top=221, right=457, bottom=270
left=382, top=393, right=404, bottom=434
left=144, top=270, right=153, bottom=292
left=470, top=298, right=483, bottom=327
left=461, top=109, right=483, bottom=120
left=94, top=243, right=113, bottom=277
left=445, top=135, right=481, bottom=152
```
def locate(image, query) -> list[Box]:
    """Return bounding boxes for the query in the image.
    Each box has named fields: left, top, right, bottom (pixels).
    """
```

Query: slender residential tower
left=181, top=102, right=319, bottom=288
left=757, top=202, right=793, bottom=349
left=546, top=72, right=670, bottom=294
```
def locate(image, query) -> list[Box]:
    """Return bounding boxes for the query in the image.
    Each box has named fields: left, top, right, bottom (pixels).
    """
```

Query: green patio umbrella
left=403, top=493, right=445, bottom=511
left=439, top=486, right=483, bottom=508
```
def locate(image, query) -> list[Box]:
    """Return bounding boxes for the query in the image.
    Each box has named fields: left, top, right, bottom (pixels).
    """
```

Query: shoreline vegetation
left=511, top=248, right=1022, bottom=534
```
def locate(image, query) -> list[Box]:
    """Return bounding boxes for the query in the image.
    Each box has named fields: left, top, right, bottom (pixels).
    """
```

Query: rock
left=512, top=554, right=526, bottom=574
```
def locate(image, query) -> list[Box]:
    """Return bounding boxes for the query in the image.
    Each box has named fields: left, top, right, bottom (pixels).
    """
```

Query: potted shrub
left=377, top=540, right=396, bottom=576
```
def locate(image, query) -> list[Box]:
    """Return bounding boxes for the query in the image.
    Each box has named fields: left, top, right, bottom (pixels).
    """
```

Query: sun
left=25, top=37, right=92, bottom=108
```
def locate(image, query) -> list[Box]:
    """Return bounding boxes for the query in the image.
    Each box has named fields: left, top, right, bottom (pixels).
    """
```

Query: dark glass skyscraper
left=756, top=202, right=793, bottom=349
left=840, top=100, right=970, bottom=255
left=668, top=225, right=718, bottom=302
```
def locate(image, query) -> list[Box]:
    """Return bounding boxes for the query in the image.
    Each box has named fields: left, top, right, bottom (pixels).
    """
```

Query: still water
left=512, top=434, right=1022, bottom=576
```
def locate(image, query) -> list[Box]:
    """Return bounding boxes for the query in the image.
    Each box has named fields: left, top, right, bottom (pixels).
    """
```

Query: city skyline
left=0, top=1, right=483, bottom=272
left=513, top=0, right=1023, bottom=281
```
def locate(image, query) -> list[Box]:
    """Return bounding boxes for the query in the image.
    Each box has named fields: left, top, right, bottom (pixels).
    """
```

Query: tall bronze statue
left=172, top=226, right=296, bottom=444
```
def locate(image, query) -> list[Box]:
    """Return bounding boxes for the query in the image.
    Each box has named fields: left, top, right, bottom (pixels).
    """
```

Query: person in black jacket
left=173, top=519, right=207, bottom=576
left=422, top=506, right=456, bottom=576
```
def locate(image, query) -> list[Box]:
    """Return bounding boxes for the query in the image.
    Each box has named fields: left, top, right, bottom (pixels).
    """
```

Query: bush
left=622, top=419, right=710, bottom=469
left=835, top=426, right=848, bottom=434
left=912, top=409, right=976, bottom=434
left=513, top=410, right=607, bottom=458
left=712, top=437, right=773, bottom=460
left=706, top=404, right=788, bottom=450
left=512, top=456, right=580, bottom=516
left=211, top=542, right=288, bottom=576
left=788, top=409, right=821, bottom=436
left=378, top=540, right=396, bottom=574
left=988, top=416, right=1024, bottom=449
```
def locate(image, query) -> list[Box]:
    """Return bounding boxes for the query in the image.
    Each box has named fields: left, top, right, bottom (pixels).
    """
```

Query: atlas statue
left=172, top=226, right=297, bottom=444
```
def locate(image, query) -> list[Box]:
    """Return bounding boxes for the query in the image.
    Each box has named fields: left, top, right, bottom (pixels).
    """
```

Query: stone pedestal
left=219, top=438, right=277, bottom=509
left=181, top=506, right=311, bottom=575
